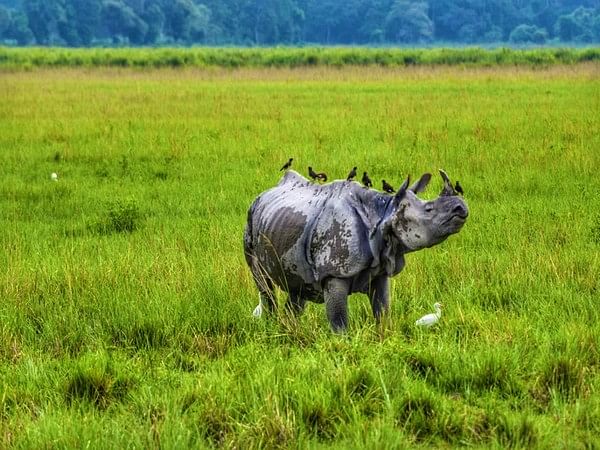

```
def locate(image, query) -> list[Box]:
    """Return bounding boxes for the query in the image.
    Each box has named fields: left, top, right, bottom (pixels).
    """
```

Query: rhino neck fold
left=361, top=194, right=408, bottom=277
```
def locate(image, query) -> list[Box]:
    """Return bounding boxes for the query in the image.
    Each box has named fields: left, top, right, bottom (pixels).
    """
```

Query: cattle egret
left=415, top=302, right=443, bottom=328
left=51, top=172, right=58, bottom=181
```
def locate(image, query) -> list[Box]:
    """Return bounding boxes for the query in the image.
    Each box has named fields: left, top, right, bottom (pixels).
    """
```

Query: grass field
left=1, top=63, right=599, bottom=448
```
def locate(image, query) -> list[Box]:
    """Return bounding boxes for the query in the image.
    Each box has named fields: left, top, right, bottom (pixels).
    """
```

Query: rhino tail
left=244, top=198, right=259, bottom=265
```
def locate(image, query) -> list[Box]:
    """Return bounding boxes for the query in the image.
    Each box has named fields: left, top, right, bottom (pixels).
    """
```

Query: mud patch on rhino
left=311, top=218, right=352, bottom=275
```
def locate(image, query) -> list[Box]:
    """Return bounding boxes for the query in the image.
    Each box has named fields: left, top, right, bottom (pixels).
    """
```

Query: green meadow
left=1, top=62, right=599, bottom=448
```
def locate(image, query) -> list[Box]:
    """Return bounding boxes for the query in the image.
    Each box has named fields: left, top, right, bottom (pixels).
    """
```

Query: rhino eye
left=425, top=204, right=434, bottom=212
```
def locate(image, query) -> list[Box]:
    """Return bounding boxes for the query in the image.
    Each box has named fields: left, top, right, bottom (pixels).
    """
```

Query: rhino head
left=382, top=169, right=468, bottom=253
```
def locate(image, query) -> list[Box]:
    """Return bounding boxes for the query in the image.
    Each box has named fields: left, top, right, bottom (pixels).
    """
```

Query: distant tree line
left=0, top=0, right=599, bottom=46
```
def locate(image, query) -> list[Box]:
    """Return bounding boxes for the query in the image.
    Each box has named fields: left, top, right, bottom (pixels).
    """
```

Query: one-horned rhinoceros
left=243, top=169, right=468, bottom=331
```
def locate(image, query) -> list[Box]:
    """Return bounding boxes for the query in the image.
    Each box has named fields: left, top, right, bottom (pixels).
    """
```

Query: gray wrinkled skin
left=244, top=170, right=468, bottom=331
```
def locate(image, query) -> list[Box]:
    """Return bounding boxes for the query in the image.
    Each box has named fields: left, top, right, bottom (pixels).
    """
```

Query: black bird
left=308, top=166, right=328, bottom=183
left=346, top=166, right=357, bottom=181
left=280, top=158, right=293, bottom=171
left=455, top=181, right=464, bottom=196
left=362, top=171, right=372, bottom=188
left=382, top=179, right=395, bottom=194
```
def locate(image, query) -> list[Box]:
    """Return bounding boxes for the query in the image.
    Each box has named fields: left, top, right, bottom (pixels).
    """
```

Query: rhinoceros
left=243, top=169, right=468, bottom=331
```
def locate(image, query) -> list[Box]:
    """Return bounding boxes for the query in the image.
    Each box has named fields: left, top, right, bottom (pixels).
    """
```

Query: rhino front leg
left=369, top=275, right=390, bottom=322
left=323, top=277, right=351, bottom=332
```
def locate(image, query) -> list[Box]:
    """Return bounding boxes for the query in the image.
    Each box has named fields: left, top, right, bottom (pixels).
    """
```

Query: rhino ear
left=410, top=173, right=431, bottom=194
left=395, top=176, right=410, bottom=198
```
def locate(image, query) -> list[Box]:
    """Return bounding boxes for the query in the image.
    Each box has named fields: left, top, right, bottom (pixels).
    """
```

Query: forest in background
left=0, top=0, right=599, bottom=47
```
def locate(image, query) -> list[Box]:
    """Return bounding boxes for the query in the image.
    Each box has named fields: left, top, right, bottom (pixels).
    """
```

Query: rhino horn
left=439, top=169, right=457, bottom=196
left=395, top=176, right=411, bottom=198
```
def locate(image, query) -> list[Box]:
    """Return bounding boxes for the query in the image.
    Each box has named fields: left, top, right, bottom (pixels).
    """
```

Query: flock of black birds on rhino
left=279, top=157, right=464, bottom=195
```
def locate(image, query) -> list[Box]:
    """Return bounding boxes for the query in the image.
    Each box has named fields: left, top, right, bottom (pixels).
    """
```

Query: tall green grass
left=0, top=64, right=599, bottom=447
left=0, top=46, right=599, bottom=69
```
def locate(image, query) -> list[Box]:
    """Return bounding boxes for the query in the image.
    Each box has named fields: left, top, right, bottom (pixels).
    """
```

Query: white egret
left=51, top=172, right=58, bottom=181
left=415, top=302, right=443, bottom=328
left=252, top=294, right=263, bottom=318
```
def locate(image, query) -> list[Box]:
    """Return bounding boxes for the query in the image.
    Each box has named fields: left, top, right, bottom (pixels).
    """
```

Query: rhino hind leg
left=284, top=292, right=306, bottom=317
left=323, top=278, right=351, bottom=332
left=250, top=263, right=277, bottom=317
left=368, top=276, right=390, bottom=322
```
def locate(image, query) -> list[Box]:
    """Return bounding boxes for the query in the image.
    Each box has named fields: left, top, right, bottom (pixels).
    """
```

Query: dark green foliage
left=555, top=7, right=599, bottom=42
left=101, top=1, right=148, bottom=45
left=70, top=0, right=101, bottom=46
left=385, top=0, right=433, bottom=43
left=403, top=349, right=437, bottom=377
left=126, top=322, right=169, bottom=349
left=395, top=388, right=438, bottom=439
left=4, top=10, right=34, bottom=44
left=197, top=400, right=235, bottom=446
left=302, top=402, right=344, bottom=440
left=64, top=354, right=131, bottom=408
left=493, top=413, right=539, bottom=448
left=509, top=24, right=549, bottom=44
left=1, top=0, right=599, bottom=45
left=346, top=367, right=376, bottom=398
left=537, top=356, right=588, bottom=400
left=99, top=198, right=143, bottom=234
left=1, top=47, right=599, bottom=69
left=0, top=5, right=9, bottom=35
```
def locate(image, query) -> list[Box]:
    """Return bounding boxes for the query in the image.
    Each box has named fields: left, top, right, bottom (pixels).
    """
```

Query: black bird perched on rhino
left=280, top=158, right=293, bottom=171
left=244, top=168, right=469, bottom=332
left=361, top=172, right=372, bottom=188
left=455, top=181, right=464, bottom=196
left=308, top=166, right=328, bottom=183
left=346, top=166, right=357, bottom=181
left=382, top=179, right=395, bottom=194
